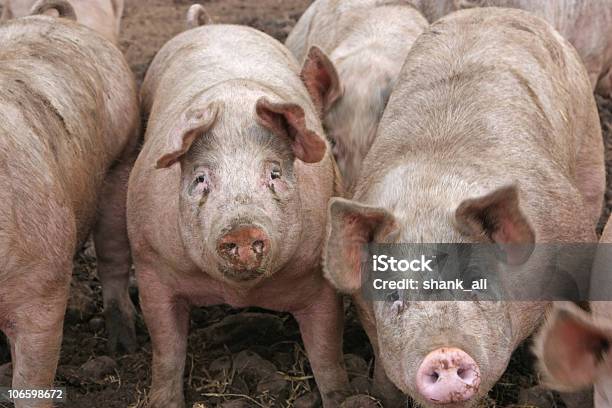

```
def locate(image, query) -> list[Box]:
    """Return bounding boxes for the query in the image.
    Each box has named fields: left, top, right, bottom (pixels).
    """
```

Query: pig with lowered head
left=1, top=0, right=124, bottom=44
left=323, top=7, right=604, bottom=407
left=285, top=0, right=428, bottom=189
left=127, top=17, right=348, bottom=408
left=0, top=3, right=139, bottom=407
left=411, top=0, right=612, bottom=96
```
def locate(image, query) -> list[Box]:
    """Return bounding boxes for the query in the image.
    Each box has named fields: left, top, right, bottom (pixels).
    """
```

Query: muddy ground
left=0, top=0, right=611, bottom=407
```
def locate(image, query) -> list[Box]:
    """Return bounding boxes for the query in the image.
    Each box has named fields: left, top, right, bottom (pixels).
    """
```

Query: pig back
left=365, top=8, right=598, bottom=198
left=286, top=0, right=422, bottom=61
left=140, top=24, right=325, bottom=176
left=0, top=16, right=138, bottom=244
left=142, top=24, right=312, bottom=121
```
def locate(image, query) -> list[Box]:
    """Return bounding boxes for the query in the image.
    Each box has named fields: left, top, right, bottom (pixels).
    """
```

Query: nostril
left=457, top=366, right=478, bottom=383
left=428, top=371, right=440, bottom=384
left=252, top=240, right=265, bottom=255
left=220, top=242, right=238, bottom=257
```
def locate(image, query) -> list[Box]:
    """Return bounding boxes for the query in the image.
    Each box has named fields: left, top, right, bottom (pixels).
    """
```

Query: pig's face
left=323, top=172, right=536, bottom=406
left=535, top=303, right=612, bottom=408
left=156, top=95, right=326, bottom=287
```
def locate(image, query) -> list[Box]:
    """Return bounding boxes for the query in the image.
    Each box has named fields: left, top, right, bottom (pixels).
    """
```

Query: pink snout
left=217, top=226, right=270, bottom=271
left=416, top=347, right=481, bottom=405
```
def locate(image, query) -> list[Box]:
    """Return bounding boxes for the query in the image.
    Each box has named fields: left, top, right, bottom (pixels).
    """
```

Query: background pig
left=128, top=21, right=348, bottom=408
left=0, top=4, right=139, bottom=407
left=1, top=0, right=125, bottom=44
left=323, top=7, right=604, bottom=407
left=535, top=303, right=612, bottom=408
left=535, top=218, right=612, bottom=408
left=285, top=0, right=428, bottom=189
left=411, top=0, right=612, bottom=97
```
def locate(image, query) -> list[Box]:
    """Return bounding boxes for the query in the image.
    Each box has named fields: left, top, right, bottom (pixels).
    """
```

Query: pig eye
left=386, top=290, right=400, bottom=303
left=190, top=172, right=210, bottom=196
left=270, top=165, right=282, bottom=180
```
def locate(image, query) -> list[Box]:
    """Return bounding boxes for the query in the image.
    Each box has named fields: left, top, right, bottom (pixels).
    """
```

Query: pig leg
left=352, top=296, right=405, bottom=407
left=293, top=283, right=350, bottom=407
left=94, top=147, right=138, bottom=354
left=8, top=276, right=69, bottom=408
left=136, top=262, right=189, bottom=408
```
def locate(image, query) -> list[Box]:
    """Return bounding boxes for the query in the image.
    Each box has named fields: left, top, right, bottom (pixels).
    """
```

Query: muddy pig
left=285, top=0, right=428, bottom=189
left=535, top=218, right=612, bottom=408
left=411, top=0, right=612, bottom=96
left=1, top=0, right=124, bottom=44
left=323, top=7, right=604, bottom=407
left=0, top=2, right=139, bottom=407
left=127, top=16, right=349, bottom=408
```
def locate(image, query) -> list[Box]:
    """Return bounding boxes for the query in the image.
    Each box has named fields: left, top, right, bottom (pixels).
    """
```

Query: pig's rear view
left=1, top=0, right=125, bottom=44
left=0, top=12, right=139, bottom=407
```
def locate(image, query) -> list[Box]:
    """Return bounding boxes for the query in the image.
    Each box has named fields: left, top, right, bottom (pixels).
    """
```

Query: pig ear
left=300, top=46, right=342, bottom=114
left=324, top=198, right=398, bottom=294
left=156, top=102, right=221, bottom=169
left=534, top=303, right=612, bottom=391
left=255, top=98, right=327, bottom=163
left=455, top=184, right=535, bottom=265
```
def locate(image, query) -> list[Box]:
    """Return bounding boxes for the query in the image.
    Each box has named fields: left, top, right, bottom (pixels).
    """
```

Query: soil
left=1, top=1, right=611, bottom=407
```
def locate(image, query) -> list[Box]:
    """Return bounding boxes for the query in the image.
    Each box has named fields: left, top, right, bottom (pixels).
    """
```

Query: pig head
left=153, top=86, right=328, bottom=287
left=324, top=181, right=540, bottom=406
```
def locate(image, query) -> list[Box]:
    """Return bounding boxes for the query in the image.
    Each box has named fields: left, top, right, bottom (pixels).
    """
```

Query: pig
left=1, top=0, right=125, bottom=44
left=127, top=19, right=349, bottom=408
left=411, top=0, right=612, bottom=97
left=535, top=303, right=612, bottom=408
left=535, top=219, right=612, bottom=408
left=0, top=2, right=139, bottom=407
left=322, top=7, right=605, bottom=407
left=285, top=0, right=428, bottom=189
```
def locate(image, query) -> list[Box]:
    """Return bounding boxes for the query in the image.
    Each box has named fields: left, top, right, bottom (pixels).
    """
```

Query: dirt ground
left=1, top=0, right=611, bottom=407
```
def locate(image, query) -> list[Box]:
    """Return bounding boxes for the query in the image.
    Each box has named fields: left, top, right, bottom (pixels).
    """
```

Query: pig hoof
left=148, top=392, right=185, bottom=408
left=322, top=390, right=352, bottom=407
left=340, top=395, right=381, bottom=408
left=105, top=302, right=137, bottom=354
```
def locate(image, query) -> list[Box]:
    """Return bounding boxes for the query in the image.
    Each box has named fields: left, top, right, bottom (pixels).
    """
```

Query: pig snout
left=416, top=347, right=481, bottom=405
left=217, top=225, right=270, bottom=275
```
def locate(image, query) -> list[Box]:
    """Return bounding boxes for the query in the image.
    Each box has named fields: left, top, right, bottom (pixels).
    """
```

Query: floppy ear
left=455, top=184, right=535, bottom=265
left=156, top=102, right=221, bottom=169
left=300, top=46, right=342, bottom=114
left=324, top=197, right=398, bottom=293
left=255, top=98, right=327, bottom=163
left=534, top=302, right=612, bottom=391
